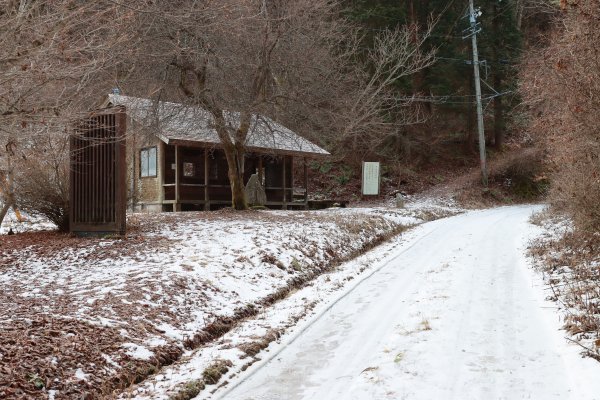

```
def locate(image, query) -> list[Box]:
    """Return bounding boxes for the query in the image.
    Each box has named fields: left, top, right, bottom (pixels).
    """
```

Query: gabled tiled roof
left=107, top=94, right=329, bottom=157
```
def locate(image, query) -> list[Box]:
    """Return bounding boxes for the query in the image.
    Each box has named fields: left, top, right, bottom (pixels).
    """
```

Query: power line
left=397, top=91, right=512, bottom=105
left=436, top=56, right=518, bottom=66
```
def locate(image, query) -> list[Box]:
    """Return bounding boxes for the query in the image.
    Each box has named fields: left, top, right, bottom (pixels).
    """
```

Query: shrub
left=521, top=0, right=600, bottom=236
left=14, top=135, right=70, bottom=231
left=498, top=149, right=548, bottom=201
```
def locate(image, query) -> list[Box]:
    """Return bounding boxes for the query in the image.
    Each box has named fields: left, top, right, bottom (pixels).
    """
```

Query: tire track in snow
left=213, top=206, right=600, bottom=400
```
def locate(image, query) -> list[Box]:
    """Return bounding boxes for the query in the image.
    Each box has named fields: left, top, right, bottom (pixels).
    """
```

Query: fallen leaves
left=0, top=209, right=409, bottom=398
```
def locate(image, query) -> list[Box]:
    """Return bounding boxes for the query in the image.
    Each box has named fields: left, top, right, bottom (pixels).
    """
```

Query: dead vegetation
left=519, top=0, right=600, bottom=362
left=0, top=317, right=184, bottom=399
left=166, top=359, right=233, bottom=400
left=521, top=0, right=600, bottom=234
left=167, top=380, right=204, bottom=400
left=429, top=147, right=549, bottom=209
left=202, top=359, right=233, bottom=386
left=0, top=209, right=413, bottom=398
left=238, top=330, right=282, bottom=358
left=529, top=219, right=600, bottom=361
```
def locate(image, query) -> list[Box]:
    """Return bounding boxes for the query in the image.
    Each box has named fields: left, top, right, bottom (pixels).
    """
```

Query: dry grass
left=419, top=318, right=432, bottom=331
left=238, top=329, right=281, bottom=358
left=167, top=359, right=232, bottom=400
left=202, top=359, right=233, bottom=385
left=394, top=352, right=404, bottom=363
left=529, top=217, right=600, bottom=361
left=168, top=380, right=205, bottom=400
left=425, top=147, right=548, bottom=209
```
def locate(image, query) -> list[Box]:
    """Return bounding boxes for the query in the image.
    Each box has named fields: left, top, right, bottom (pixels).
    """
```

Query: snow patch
left=74, top=368, right=88, bottom=381
left=122, top=343, right=154, bottom=361
left=102, top=353, right=121, bottom=369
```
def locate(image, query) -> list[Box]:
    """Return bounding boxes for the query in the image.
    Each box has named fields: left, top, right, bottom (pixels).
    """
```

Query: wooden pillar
left=290, top=156, right=295, bottom=206
left=130, top=125, right=137, bottom=211
left=158, top=141, right=165, bottom=203
left=258, top=156, right=264, bottom=186
left=174, top=144, right=180, bottom=212
left=282, top=155, right=287, bottom=210
left=304, top=157, right=309, bottom=209
left=204, top=147, right=210, bottom=211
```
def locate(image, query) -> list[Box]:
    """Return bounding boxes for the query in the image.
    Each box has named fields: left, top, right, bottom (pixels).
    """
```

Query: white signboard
left=362, top=162, right=380, bottom=196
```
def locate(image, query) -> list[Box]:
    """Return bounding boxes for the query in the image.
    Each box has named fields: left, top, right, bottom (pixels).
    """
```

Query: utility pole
left=468, top=0, right=488, bottom=186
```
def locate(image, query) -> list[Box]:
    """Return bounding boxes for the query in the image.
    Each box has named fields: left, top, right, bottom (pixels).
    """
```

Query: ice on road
left=218, top=206, right=600, bottom=400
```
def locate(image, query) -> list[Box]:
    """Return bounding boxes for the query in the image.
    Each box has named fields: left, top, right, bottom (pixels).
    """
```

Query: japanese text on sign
left=362, top=162, right=380, bottom=196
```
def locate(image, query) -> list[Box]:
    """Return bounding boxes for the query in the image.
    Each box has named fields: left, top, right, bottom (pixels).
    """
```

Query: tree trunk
left=408, top=0, right=430, bottom=113
left=203, top=104, right=250, bottom=211
left=493, top=81, right=504, bottom=149
left=0, top=202, right=12, bottom=230
left=222, top=144, right=248, bottom=210
left=0, top=150, right=15, bottom=229
left=492, top=1, right=505, bottom=149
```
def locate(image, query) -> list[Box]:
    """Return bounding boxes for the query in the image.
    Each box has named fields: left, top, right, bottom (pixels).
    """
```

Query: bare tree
left=12, top=127, right=71, bottom=230
left=339, top=25, right=434, bottom=157
left=114, top=0, right=432, bottom=209
left=0, top=0, right=433, bottom=222
left=521, top=0, right=600, bottom=234
left=0, top=0, right=130, bottom=229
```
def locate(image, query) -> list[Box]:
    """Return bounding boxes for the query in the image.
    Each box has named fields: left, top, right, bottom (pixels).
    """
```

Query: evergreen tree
left=345, top=0, right=522, bottom=156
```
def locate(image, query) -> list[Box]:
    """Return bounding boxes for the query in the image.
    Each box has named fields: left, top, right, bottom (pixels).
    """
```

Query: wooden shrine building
left=104, top=94, right=329, bottom=211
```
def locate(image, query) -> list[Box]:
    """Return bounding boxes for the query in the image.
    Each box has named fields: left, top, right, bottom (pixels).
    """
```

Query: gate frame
left=69, top=106, right=127, bottom=236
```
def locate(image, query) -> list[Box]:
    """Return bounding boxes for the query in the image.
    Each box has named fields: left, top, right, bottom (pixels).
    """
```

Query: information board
left=362, top=162, right=380, bottom=196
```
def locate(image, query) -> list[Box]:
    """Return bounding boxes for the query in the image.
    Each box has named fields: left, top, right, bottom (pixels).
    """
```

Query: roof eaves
left=107, top=94, right=330, bottom=156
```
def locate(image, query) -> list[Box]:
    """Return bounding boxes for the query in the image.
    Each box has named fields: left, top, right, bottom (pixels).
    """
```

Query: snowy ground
left=0, top=209, right=55, bottom=235
left=128, top=206, right=600, bottom=400
left=0, top=198, right=460, bottom=399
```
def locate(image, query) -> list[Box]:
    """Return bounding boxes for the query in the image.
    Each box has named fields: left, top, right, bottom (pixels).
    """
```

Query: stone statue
left=245, top=173, right=267, bottom=206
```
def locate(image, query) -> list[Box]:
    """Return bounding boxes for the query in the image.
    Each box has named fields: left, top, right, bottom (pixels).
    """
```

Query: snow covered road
left=216, top=206, right=600, bottom=400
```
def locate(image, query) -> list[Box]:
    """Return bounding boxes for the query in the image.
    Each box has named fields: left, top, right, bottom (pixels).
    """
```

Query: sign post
left=362, top=162, right=381, bottom=196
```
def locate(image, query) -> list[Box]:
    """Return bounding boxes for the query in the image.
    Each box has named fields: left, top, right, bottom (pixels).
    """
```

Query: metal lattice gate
left=70, top=107, right=127, bottom=236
